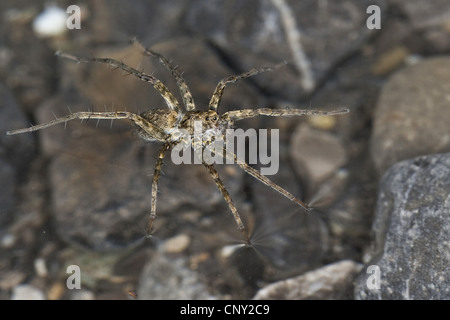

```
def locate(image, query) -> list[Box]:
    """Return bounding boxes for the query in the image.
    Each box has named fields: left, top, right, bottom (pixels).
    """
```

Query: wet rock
left=370, top=46, right=410, bottom=76
left=289, top=123, right=348, bottom=196
left=355, top=153, right=450, bottom=300
left=370, top=57, right=450, bottom=174
left=137, top=253, right=220, bottom=299
left=69, top=289, right=95, bottom=300
left=163, top=234, right=191, bottom=253
left=11, top=284, right=45, bottom=300
left=253, top=260, right=362, bottom=300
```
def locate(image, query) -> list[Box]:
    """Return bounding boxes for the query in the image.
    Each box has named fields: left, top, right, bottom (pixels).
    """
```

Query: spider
left=6, top=39, right=349, bottom=245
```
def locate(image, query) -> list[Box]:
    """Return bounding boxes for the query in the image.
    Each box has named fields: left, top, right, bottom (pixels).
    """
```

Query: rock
left=32, top=6, right=68, bottom=38
left=370, top=57, right=450, bottom=174
left=11, top=284, right=45, bottom=300
left=163, top=234, right=191, bottom=253
left=355, top=153, right=450, bottom=299
left=253, top=260, right=362, bottom=299
left=69, top=290, right=95, bottom=300
left=34, top=258, right=48, bottom=278
left=370, top=46, right=410, bottom=76
left=289, top=123, right=348, bottom=195
left=137, top=253, right=220, bottom=299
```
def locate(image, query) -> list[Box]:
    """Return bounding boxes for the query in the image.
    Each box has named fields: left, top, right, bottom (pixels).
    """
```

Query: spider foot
left=240, top=228, right=252, bottom=247
left=144, top=233, right=153, bottom=239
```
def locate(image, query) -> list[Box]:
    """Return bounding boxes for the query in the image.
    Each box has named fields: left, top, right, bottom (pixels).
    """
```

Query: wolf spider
left=7, top=40, right=349, bottom=244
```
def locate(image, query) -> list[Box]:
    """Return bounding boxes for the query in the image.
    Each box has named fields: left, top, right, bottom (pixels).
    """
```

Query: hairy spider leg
left=203, top=163, right=250, bottom=245
left=239, top=160, right=311, bottom=210
left=133, top=39, right=196, bottom=112
left=146, top=142, right=171, bottom=236
left=6, top=111, right=167, bottom=141
left=221, top=148, right=312, bottom=211
left=221, top=107, right=350, bottom=123
left=208, top=62, right=286, bottom=112
left=55, top=51, right=182, bottom=114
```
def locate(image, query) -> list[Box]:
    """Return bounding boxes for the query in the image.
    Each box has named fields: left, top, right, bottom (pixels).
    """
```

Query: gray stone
left=253, top=260, right=362, bottom=300
left=11, top=284, right=45, bottom=300
left=355, top=153, right=450, bottom=300
left=137, top=252, right=219, bottom=299
left=290, top=124, right=347, bottom=194
left=370, top=57, right=450, bottom=174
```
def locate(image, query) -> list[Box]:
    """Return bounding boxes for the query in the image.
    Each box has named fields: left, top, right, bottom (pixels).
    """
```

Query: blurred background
left=0, top=0, right=449, bottom=299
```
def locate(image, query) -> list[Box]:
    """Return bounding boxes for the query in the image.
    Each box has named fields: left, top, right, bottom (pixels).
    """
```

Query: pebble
left=253, top=260, right=362, bottom=300
left=34, top=258, right=48, bottom=278
left=33, top=6, right=67, bottom=38
left=355, top=153, right=450, bottom=299
left=11, top=284, right=45, bottom=300
left=370, top=57, right=450, bottom=174
left=163, top=234, right=191, bottom=253
left=371, top=46, right=409, bottom=75
left=290, top=124, right=347, bottom=190
left=137, top=254, right=219, bottom=299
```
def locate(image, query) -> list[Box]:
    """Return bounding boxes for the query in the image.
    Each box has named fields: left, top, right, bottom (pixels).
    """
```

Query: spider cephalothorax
left=179, top=110, right=221, bottom=136
left=6, top=39, right=349, bottom=244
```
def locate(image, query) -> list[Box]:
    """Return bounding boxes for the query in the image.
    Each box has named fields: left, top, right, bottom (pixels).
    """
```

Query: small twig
left=271, top=0, right=315, bottom=92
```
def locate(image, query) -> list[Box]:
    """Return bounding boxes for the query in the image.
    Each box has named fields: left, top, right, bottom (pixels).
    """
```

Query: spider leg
left=240, top=161, right=311, bottom=211
left=209, top=62, right=286, bottom=112
left=6, top=111, right=168, bottom=141
left=146, top=143, right=171, bottom=236
left=55, top=51, right=181, bottom=113
left=223, top=148, right=312, bottom=212
left=133, top=39, right=196, bottom=112
left=203, top=163, right=250, bottom=245
left=221, top=107, right=349, bottom=123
